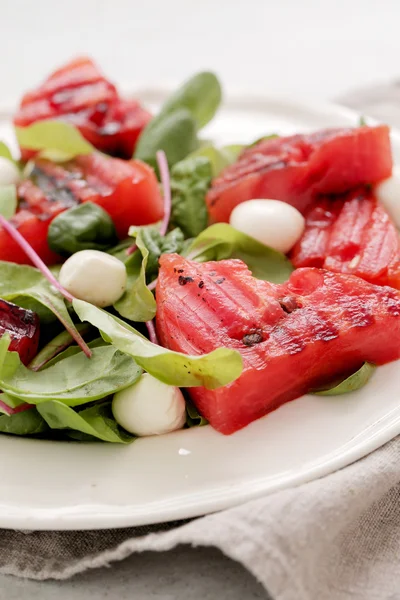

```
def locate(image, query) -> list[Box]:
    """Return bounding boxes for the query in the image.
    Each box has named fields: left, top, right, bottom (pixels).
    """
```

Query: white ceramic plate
left=0, top=91, right=399, bottom=531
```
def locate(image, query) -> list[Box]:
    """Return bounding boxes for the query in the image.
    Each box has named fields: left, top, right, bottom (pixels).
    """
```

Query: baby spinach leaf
left=0, top=408, right=48, bottom=436
left=186, top=223, right=294, bottom=283
left=189, top=144, right=243, bottom=176
left=28, top=323, right=91, bottom=371
left=135, top=108, right=198, bottom=169
left=0, top=185, right=17, bottom=219
left=0, top=337, right=141, bottom=406
left=0, top=142, right=13, bottom=162
left=136, top=226, right=185, bottom=279
left=114, top=229, right=157, bottom=323
left=170, top=156, right=212, bottom=238
left=158, top=71, right=222, bottom=129
left=314, top=363, right=376, bottom=396
left=73, top=299, right=243, bottom=390
left=186, top=398, right=208, bottom=428
left=0, top=261, right=83, bottom=334
left=37, top=400, right=134, bottom=443
left=48, top=203, right=118, bottom=256
left=15, top=121, right=94, bottom=161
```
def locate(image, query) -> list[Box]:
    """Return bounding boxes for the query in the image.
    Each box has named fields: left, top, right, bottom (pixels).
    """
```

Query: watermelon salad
left=0, top=57, right=398, bottom=442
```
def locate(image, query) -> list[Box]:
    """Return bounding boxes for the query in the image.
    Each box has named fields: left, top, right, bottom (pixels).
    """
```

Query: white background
left=1, top=0, right=399, bottom=105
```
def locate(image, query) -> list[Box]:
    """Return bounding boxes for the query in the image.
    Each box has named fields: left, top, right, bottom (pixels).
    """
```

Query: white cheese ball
left=0, top=157, right=20, bottom=186
left=230, top=199, right=305, bottom=254
left=375, top=167, right=400, bottom=229
left=112, top=373, right=187, bottom=436
left=59, top=250, right=127, bottom=307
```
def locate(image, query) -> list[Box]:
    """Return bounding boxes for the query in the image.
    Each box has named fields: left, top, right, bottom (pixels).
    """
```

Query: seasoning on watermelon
left=14, top=57, right=151, bottom=160
left=0, top=153, right=163, bottom=265
left=156, top=254, right=400, bottom=434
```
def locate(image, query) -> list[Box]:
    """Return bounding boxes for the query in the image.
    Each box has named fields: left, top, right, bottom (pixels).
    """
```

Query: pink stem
left=157, top=150, right=172, bottom=236
left=0, top=215, right=91, bottom=358
left=147, top=278, right=158, bottom=291
left=0, top=398, right=31, bottom=416
left=145, top=320, right=159, bottom=344
left=126, top=150, right=171, bottom=255
left=0, top=214, right=74, bottom=302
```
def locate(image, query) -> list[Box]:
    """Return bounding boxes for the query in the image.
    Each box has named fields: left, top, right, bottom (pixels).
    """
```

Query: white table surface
left=0, top=0, right=399, bottom=597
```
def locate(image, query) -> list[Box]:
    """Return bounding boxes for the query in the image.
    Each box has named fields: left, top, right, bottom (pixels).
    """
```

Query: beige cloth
left=2, top=85, right=400, bottom=600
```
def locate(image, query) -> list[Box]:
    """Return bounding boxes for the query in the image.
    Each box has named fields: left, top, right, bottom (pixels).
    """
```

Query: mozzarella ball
left=59, top=250, right=127, bottom=307
left=375, top=167, right=400, bottom=229
left=230, top=199, right=305, bottom=253
left=0, top=157, right=20, bottom=186
left=112, top=373, right=186, bottom=436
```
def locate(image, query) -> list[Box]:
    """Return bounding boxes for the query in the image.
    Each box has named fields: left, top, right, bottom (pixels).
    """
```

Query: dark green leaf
left=28, top=323, right=91, bottom=371
left=73, top=299, right=243, bottom=389
left=170, top=156, right=212, bottom=238
left=0, top=408, right=48, bottom=436
left=48, top=203, right=117, bottom=256
left=37, top=400, right=134, bottom=443
left=186, top=398, right=208, bottom=428
left=135, top=108, right=198, bottom=168
left=186, top=223, right=294, bottom=283
left=0, top=337, right=141, bottom=406
left=314, top=363, right=376, bottom=396
left=158, top=71, right=222, bottom=129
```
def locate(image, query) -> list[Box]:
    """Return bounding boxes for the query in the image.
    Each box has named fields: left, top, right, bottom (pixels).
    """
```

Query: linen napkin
left=2, top=84, right=400, bottom=600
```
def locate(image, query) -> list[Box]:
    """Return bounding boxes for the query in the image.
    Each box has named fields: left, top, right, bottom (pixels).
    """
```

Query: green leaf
left=186, top=223, right=294, bottom=283
left=0, top=261, right=83, bottom=334
left=159, top=71, right=222, bottom=129
left=0, top=185, right=17, bottom=219
left=0, top=142, right=13, bottom=162
left=47, top=203, right=118, bottom=256
left=135, top=108, right=198, bottom=168
left=170, top=156, right=212, bottom=238
left=37, top=400, right=134, bottom=443
left=186, top=398, right=208, bottom=428
left=0, top=408, right=48, bottom=436
left=189, top=144, right=243, bottom=177
left=28, top=323, right=91, bottom=371
left=114, top=229, right=157, bottom=322
left=359, top=116, right=367, bottom=127
left=135, top=227, right=185, bottom=280
left=314, top=363, right=376, bottom=396
left=15, top=121, right=94, bottom=161
left=73, top=299, right=243, bottom=390
left=0, top=338, right=141, bottom=406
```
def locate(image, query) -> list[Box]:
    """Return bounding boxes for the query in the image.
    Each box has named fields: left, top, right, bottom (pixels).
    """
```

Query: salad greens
left=170, top=156, right=212, bottom=238
left=0, top=336, right=141, bottom=406
left=48, top=203, right=118, bottom=256
left=135, top=71, right=222, bottom=167
left=37, top=400, right=134, bottom=443
left=73, top=298, right=243, bottom=389
left=189, top=144, right=243, bottom=177
left=185, top=223, right=294, bottom=282
left=0, top=185, right=17, bottom=219
left=0, top=142, right=13, bottom=162
left=314, top=363, right=376, bottom=396
left=0, top=261, right=87, bottom=341
left=0, top=407, right=48, bottom=436
left=114, top=229, right=158, bottom=323
left=15, top=121, right=94, bottom=161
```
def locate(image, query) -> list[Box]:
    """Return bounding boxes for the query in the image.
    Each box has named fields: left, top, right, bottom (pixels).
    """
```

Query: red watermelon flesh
left=290, top=188, right=400, bottom=289
left=206, top=126, right=392, bottom=223
left=156, top=254, right=400, bottom=434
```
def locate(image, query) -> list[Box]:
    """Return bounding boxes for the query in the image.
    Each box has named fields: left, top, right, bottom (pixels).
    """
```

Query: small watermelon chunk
left=291, top=188, right=400, bottom=289
left=156, top=254, right=400, bottom=434
left=206, top=126, right=392, bottom=222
